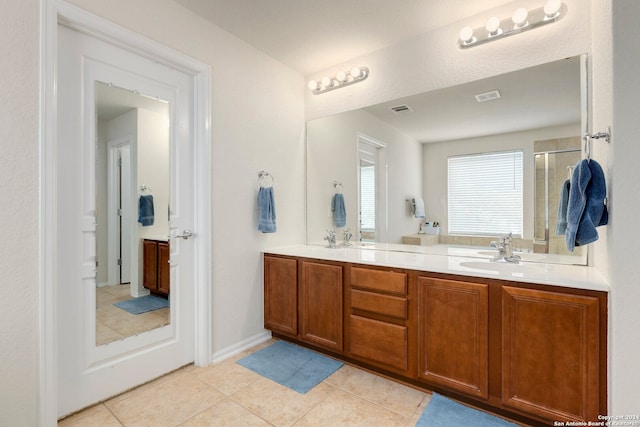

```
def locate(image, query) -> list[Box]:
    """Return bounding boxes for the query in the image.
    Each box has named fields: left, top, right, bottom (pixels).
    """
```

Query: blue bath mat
left=114, top=295, right=169, bottom=315
left=416, top=393, right=518, bottom=427
left=237, top=341, right=343, bottom=394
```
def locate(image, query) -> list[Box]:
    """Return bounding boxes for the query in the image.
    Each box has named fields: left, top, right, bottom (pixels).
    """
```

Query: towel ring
left=258, top=170, right=275, bottom=187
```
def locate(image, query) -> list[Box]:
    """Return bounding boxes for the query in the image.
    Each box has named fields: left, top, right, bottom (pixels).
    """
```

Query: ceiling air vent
left=389, top=104, right=414, bottom=114
left=475, top=90, right=501, bottom=103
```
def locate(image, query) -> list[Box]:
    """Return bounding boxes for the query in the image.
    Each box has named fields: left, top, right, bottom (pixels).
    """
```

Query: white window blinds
left=448, top=150, right=523, bottom=236
left=360, top=165, right=376, bottom=231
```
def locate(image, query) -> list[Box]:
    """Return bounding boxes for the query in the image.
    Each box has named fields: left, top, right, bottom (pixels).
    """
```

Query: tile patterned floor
left=58, top=339, right=431, bottom=426
left=96, top=284, right=170, bottom=346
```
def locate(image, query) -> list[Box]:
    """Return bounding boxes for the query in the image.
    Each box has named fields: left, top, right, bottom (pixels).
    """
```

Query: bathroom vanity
left=142, top=238, right=170, bottom=296
left=263, top=245, right=608, bottom=426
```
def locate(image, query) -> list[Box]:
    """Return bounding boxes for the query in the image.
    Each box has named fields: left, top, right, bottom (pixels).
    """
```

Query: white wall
left=306, top=108, right=422, bottom=244
left=136, top=108, right=170, bottom=242
left=0, top=1, right=39, bottom=425
left=608, top=0, right=640, bottom=415
left=422, top=124, right=580, bottom=239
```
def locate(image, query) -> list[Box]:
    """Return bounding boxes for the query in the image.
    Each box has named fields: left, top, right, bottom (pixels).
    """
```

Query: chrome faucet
left=341, top=228, right=353, bottom=246
left=490, top=233, right=521, bottom=263
left=324, top=229, right=338, bottom=248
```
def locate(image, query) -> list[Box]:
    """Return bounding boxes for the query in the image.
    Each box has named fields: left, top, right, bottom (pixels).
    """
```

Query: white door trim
left=39, top=1, right=212, bottom=425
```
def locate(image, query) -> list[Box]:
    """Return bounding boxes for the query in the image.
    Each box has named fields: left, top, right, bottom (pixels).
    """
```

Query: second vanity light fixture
left=458, top=0, right=565, bottom=49
left=308, top=66, right=369, bottom=95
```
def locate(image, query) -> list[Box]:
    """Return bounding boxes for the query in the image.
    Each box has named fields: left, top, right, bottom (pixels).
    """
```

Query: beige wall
left=0, top=0, right=40, bottom=425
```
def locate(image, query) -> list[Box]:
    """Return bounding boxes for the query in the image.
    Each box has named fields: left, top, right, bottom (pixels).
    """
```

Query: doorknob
left=175, top=229, right=194, bottom=239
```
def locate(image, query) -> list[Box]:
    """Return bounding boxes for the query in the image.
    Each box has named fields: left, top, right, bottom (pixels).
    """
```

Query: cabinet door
left=142, top=240, right=158, bottom=291
left=299, top=261, right=343, bottom=351
left=264, top=256, right=298, bottom=336
left=502, top=286, right=600, bottom=422
left=157, top=242, right=170, bottom=295
left=418, top=277, right=489, bottom=398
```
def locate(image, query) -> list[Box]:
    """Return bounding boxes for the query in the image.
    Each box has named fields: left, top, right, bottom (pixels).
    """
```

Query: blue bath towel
left=565, top=159, right=608, bottom=251
left=556, top=179, right=570, bottom=235
left=258, top=186, right=276, bottom=233
left=332, top=193, right=346, bottom=227
left=138, top=194, right=154, bottom=226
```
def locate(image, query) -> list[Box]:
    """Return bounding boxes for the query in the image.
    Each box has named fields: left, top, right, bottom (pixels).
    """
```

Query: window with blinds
left=360, top=165, right=376, bottom=231
left=448, top=150, right=523, bottom=236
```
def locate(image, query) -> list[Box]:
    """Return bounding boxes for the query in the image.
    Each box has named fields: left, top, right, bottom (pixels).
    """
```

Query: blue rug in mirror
left=114, top=295, right=169, bottom=315
left=237, top=340, right=343, bottom=394
left=416, top=393, right=519, bottom=427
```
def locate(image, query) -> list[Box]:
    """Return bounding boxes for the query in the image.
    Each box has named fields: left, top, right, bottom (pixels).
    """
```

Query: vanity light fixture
left=308, top=66, right=369, bottom=95
left=458, top=0, right=565, bottom=49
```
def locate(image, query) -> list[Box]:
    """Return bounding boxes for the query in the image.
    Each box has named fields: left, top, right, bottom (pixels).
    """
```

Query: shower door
left=534, top=147, right=583, bottom=256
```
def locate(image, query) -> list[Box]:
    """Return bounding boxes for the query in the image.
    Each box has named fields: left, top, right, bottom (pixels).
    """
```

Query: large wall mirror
left=307, top=55, right=587, bottom=265
left=95, top=81, right=171, bottom=345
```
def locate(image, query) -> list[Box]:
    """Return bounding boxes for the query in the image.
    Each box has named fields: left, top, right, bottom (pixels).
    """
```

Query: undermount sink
left=459, top=261, right=544, bottom=275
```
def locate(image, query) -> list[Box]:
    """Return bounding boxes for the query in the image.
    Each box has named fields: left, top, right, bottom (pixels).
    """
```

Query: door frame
left=106, top=137, right=133, bottom=289
left=39, top=1, right=212, bottom=424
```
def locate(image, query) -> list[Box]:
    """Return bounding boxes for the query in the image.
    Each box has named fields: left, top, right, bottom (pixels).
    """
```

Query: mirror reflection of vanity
left=307, top=55, right=587, bottom=265
left=95, top=81, right=171, bottom=345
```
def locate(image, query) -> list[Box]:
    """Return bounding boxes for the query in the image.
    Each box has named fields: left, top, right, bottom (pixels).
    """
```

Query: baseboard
left=210, top=330, right=272, bottom=363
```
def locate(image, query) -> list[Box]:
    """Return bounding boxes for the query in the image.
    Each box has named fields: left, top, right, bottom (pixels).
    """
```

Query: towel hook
left=583, top=126, right=611, bottom=161
left=333, top=181, right=343, bottom=193
left=139, top=184, right=152, bottom=193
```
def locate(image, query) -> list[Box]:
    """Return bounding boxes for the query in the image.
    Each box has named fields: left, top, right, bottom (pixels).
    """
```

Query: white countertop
left=264, top=244, right=609, bottom=292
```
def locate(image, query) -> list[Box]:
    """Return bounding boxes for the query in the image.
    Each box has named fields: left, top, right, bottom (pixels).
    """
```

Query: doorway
left=357, top=133, right=387, bottom=242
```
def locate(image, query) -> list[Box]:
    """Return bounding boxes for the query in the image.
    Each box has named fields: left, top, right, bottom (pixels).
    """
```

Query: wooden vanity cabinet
left=263, top=254, right=607, bottom=426
left=264, top=255, right=298, bottom=336
left=347, top=266, right=411, bottom=375
left=501, top=286, right=602, bottom=422
left=417, top=276, right=489, bottom=399
left=263, top=255, right=344, bottom=352
left=299, top=261, right=343, bottom=351
left=142, top=239, right=170, bottom=296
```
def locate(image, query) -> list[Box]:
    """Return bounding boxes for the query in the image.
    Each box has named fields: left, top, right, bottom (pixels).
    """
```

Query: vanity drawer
left=350, top=267, right=407, bottom=295
left=349, top=315, right=408, bottom=371
left=351, top=289, right=407, bottom=320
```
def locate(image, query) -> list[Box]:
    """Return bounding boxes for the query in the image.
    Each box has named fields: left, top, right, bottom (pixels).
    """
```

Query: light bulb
left=321, top=76, right=332, bottom=87
left=459, top=26, right=474, bottom=43
left=336, top=70, right=347, bottom=82
left=350, top=67, right=362, bottom=79
left=308, top=80, right=319, bottom=91
left=512, top=8, right=528, bottom=27
left=544, top=0, right=561, bottom=17
left=485, top=16, right=501, bottom=35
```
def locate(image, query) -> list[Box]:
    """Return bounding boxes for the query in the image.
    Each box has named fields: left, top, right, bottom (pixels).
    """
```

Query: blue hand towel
left=332, top=193, right=346, bottom=227
left=556, top=179, right=570, bottom=235
left=258, top=186, right=276, bottom=233
left=138, top=194, right=154, bottom=226
left=565, top=159, right=608, bottom=251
